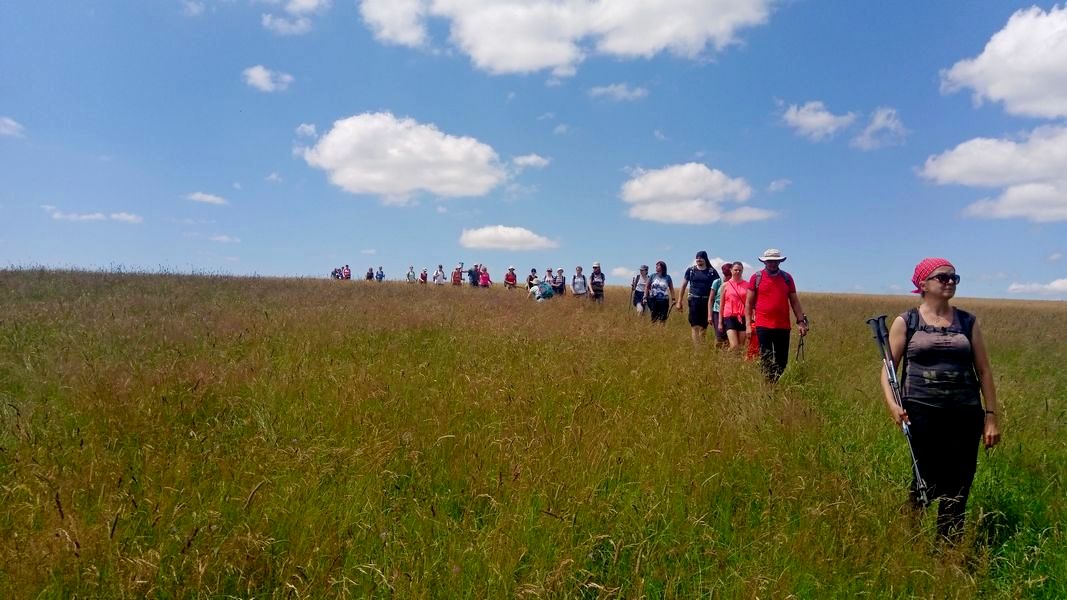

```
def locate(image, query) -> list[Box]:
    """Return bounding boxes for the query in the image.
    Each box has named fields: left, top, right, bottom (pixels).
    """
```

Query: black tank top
left=903, top=309, right=980, bottom=408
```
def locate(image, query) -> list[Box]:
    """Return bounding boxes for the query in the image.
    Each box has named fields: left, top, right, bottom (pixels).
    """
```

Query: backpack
left=751, top=269, right=793, bottom=304
left=900, top=307, right=976, bottom=377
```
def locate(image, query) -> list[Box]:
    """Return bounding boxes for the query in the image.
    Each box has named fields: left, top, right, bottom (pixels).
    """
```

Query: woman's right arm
left=879, top=316, right=909, bottom=425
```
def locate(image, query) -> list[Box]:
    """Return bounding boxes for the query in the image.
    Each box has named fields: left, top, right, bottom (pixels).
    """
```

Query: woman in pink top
left=478, top=266, right=492, bottom=288
left=719, top=261, right=750, bottom=351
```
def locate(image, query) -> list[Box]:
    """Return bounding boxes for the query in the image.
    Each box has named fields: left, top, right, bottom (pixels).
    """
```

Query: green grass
left=1, top=269, right=1064, bottom=598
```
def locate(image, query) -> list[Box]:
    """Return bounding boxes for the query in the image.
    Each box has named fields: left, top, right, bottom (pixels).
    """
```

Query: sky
left=2, top=1, right=1067, bottom=298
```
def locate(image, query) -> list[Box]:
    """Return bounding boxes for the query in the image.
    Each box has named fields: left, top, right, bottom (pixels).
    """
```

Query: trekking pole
left=795, top=318, right=810, bottom=361
left=866, top=315, right=929, bottom=506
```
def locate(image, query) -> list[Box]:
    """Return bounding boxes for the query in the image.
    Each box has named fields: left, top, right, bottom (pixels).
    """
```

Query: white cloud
left=512, top=153, right=550, bottom=170
left=459, top=225, right=558, bottom=250
left=360, top=248, right=377, bottom=255
left=436, top=205, right=448, bottom=213
left=41, top=205, right=141, bottom=223
left=295, top=123, right=317, bottom=138
left=610, top=266, right=632, bottom=278
left=783, top=101, right=856, bottom=141
left=209, top=234, right=240, bottom=244
left=1008, top=278, right=1067, bottom=295
left=0, top=116, right=25, bottom=138
left=767, top=178, right=791, bottom=192
left=356, top=0, right=772, bottom=76
left=589, top=83, right=648, bottom=101
left=242, top=65, right=294, bottom=92
left=1049, top=252, right=1064, bottom=262
left=261, top=0, right=330, bottom=35
left=303, top=111, right=507, bottom=204
left=232, top=182, right=242, bottom=190
left=182, top=1, right=205, bottom=17
left=851, top=107, right=907, bottom=150
left=941, top=6, right=1067, bottom=119
left=187, top=192, right=228, bottom=205
left=653, top=129, right=668, bottom=141
left=921, top=125, right=1067, bottom=222
left=620, top=162, right=774, bottom=225
left=962, top=183, right=1067, bottom=223
left=261, top=14, right=313, bottom=35
left=109, top=212, right=144, bottom=224
left=553, top=123, right=569, bottom=135
left=360, top=0, right=428, bottom=46
left=266, top=172, right=283, bottom=183
left=537, top=112, right=555, bottom=121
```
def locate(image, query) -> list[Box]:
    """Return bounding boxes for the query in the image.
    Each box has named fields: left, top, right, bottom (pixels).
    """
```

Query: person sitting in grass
left=529, top=278, right=554, bottom=302
left=879, top=257, right=1001, bottom=543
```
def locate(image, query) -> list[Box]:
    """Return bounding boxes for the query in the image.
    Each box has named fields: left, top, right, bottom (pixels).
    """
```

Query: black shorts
left=723, top=316, right=746, bottom=331
left=688, top=296, right=709, bottom=328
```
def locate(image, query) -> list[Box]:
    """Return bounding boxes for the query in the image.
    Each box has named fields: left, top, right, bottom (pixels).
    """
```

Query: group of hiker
left=328, top=251, right=1001, bottom=546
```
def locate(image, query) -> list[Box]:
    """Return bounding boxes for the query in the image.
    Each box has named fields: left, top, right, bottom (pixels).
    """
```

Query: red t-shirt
left=749, top=269, right=796, bottom=329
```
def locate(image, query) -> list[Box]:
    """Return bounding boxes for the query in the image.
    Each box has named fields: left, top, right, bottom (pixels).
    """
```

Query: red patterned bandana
left=911, top=257, right=955, bottom=294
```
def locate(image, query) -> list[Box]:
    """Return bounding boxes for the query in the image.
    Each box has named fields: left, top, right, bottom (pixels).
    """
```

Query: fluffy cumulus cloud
left=589, top=83, right=648, bottom=101
left=782, top=101, right=856, bottom=141
left=767, top=178, right=791, bottom=192
left=262, top=0, right=331, bottom=35
left=620, top=162, right=774, bottom=225
left=0, top=116, right=25, bottom=138
left=242, top=65, right=294, bottom=92
left=302, top=111, right=508, bottom=204
left=187, top=191, right=228, bottom=205
left=921, top=125, right=1067, bottom=222
left=357, top=0, right=772, bottom=76
left=512, top=153, right=551, bottom=170
left=41, top=205, right=142, bottom=223
left=459, top=225, right=558, bottom=250
left=941, top=6, right=1067, bottom=119
left=1008, top=278, right=1067, bottom=295
left=851, top=107, right=907, bottom=150
left=610, top=266, right=633, bottom=279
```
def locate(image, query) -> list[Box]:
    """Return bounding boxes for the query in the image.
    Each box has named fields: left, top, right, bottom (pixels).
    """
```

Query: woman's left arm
left=971, top=319, right=1001, bottom=448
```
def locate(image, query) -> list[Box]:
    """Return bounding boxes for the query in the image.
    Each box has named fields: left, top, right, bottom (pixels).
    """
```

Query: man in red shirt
left=745, top=248, right=809, bottom=381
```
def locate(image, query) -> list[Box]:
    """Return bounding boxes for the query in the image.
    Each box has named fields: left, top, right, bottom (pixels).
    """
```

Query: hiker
left=631, top=265, right=650, bottom=314
left=375, top=267, right=385, bottom=282
left=365, top=268, right=374, bottom=281
left=452, top=264, right=463, bottom=286
left=342, top=265, right=351, bottom=280
left=433, top=265, right=446, bottom=285
left=553, top=268, right=566, bottom=297
left=467, top=264, right=479, bottom=287
left=504, top=266, right=518, bottom=289
left=676, top=251, right=720, bottom=345
left=720, top=261, right=749, bottom=352
left=406, top=266, right=417, bottom=283
left=645, top=261, right=674, bottom=323
left=589, top=262, right=606, bottom=303
left=745, top=248, right=808, bottom=381
left=879, top=258, right=1001, bottom=542
left=712, top=262, right=729, bottom=343
left=331, top=267, right=341, bottom=280
left=478, top=265, right=492, bottom=288
left=571, top=265, right=588, bottom=298
left=529, top=278, right=554, bottom=302
left=419, top=268, right=428, bottom=284
left=526, top=268, right=539, bottom=290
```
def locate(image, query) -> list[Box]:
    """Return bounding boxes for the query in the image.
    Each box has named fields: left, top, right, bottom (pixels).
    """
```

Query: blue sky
left=2, top=1, right=1067, bottom=298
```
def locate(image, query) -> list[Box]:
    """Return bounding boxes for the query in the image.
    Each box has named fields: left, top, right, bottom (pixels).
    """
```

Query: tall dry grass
left=0, top=270, right=1064, bottom=598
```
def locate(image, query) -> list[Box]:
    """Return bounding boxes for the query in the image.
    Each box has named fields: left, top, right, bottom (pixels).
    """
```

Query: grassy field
left=1, top=270, right=1064, bottom=598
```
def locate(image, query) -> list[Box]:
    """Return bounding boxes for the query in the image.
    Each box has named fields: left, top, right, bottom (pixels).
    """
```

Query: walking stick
left=866, top=315, right=929, bottom=506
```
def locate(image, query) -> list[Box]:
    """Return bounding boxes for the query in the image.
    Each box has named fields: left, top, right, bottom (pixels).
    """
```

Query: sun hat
left=508, top=265, right=515, bottom=270
left=592, top=261, right=600, bottom=267
left=758, top=248, right=787, bottom=262
left=557, top=268, right=563, bottom=272
left=911, top=257, right=954, bottom=294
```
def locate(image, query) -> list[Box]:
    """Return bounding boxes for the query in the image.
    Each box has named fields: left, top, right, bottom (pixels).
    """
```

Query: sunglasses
left=926, top=273, right=961, bottom=285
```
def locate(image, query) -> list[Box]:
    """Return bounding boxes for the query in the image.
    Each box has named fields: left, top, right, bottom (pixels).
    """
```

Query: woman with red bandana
left=878, top=257, right=1001, bottom=542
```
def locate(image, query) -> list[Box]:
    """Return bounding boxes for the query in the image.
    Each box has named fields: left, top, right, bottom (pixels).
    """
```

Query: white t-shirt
left=572, top=274, right=588, bottom=294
